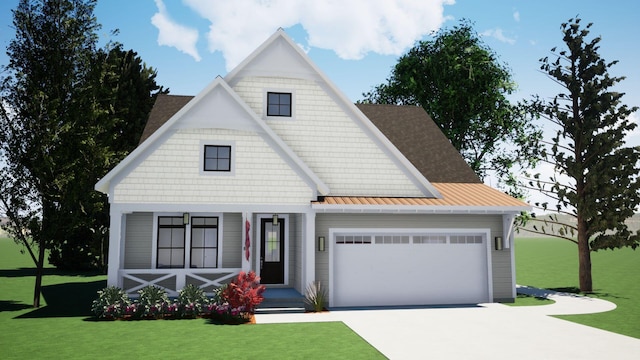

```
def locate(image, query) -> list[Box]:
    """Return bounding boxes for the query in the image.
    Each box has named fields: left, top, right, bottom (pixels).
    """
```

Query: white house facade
left=95, top=30, right=530, bottom=307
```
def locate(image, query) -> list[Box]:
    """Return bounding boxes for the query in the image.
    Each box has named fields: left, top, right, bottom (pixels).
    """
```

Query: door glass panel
left=265, top=229, right=280, bottom=262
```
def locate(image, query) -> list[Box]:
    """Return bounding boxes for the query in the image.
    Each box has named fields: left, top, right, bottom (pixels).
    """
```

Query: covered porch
left=106, top=203, right=318, bottom=297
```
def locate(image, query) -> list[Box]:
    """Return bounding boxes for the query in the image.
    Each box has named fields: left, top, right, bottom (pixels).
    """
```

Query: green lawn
left=515, top=237, right=640, bottom=338
left=0, top=238, right=384, bottom=359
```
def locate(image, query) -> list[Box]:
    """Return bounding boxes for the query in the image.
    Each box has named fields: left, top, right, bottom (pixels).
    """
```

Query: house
left=95, top=29, right=530, bottom=307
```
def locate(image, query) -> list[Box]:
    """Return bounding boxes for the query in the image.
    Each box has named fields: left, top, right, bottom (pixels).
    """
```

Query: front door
left=260, top=218, right=285, bottom=284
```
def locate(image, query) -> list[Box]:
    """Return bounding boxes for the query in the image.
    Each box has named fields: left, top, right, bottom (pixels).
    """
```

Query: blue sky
left=1, top=0, right=638, bottom=108
left=0, top=0, right=638, bottom=205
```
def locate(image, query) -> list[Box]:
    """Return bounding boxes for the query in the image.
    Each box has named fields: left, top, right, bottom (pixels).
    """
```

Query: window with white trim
left=266, top=92, right=292, bottom=117
left=204, top=145, right=231, bottom=172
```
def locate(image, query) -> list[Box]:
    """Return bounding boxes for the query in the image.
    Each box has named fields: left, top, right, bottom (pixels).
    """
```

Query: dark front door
left=260, top=218, right=285, bottom=284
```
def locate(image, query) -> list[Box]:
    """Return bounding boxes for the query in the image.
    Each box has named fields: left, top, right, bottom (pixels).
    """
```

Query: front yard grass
left=515, top=237, right=640, bottom=338
left=0, top=238, right=384, bottom=359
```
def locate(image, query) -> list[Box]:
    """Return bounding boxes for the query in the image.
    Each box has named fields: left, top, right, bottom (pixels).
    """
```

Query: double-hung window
left=157, top=217, right=185, bottom=268
left=190, top=217, right=218, bottom=268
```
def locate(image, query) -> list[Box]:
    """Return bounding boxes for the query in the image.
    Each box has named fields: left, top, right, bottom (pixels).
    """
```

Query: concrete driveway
left=256, top=287, right=640, bottom=359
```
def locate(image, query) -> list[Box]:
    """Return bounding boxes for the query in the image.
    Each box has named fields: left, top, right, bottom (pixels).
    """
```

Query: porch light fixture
left=494, top=236, right=503, bottom=251
left=272, top=214, right=279, bottom=226
left=318, top=236, right=326, bottom=252
left=183, top=213, right=190, bottom=225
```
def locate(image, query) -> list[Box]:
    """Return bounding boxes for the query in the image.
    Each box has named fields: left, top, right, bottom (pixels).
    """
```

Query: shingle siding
left=233, top=77, right=424, bottom=197
left=113, top=128, right=314, bottom=204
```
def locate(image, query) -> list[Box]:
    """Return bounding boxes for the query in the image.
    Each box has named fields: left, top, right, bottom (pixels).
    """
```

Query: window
left=157, top=217, right=185, bottom=268
left=267, top=92, right=291, bottom=117
left=190, top=217, right=218, bottom=268
left=204, top=145, right=231, bottom=172
left=336, top=235, right=372, bottom=244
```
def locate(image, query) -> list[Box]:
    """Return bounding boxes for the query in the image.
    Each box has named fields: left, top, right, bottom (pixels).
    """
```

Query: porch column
left=302, top=211, right=316, bottom=289
left=241, top=212, right=251, bottom=272
left=107, top=206, right=123, bottom=287
left=503, top=213, right=517, bottom=299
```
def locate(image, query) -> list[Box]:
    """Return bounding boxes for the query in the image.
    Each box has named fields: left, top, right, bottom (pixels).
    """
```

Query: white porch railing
left=120, top=268, right=242, bottom=297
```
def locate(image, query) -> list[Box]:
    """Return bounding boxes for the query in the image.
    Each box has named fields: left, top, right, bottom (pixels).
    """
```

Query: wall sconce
left=272, top=214, right=279, bottom=226
left=318, top=236, right=326, bottom=252
left=494, top=236, right=503, bottom=251
left=183, top=213, right=190, bottom=225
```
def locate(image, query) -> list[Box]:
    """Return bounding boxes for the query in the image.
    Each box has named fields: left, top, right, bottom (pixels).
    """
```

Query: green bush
left=91, top=286, right=131, bottom=319
left=177, top=284, right=209, bottom=317
left=136, top=285, right=169, bottom=319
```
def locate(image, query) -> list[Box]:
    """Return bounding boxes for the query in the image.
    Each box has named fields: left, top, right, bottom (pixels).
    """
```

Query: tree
left=362, top=20, right=540, bottom=193
left=46, top=44, right=166, bottom=271
left=0, top=0, right=101, bottom=307
left=0, top=0, right=165, bottom=306
left=521, top=18, right=640, bottom=292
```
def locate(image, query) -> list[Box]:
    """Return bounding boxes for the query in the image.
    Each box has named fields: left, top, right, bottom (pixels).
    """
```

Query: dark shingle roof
left=139, top=94, right=193, bottom=144
left=139, top=95, right=480, bottom=184
left=356, top=104, right=480, bottom=183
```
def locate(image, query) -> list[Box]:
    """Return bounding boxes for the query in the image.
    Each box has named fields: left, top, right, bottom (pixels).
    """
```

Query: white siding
left=113, top=128, right=313, bottom=204
left=222, top=213, right=242, bottom=268
left=233, top=77, right=424, bottom=197
left=123, top=213, right=153, bottom=269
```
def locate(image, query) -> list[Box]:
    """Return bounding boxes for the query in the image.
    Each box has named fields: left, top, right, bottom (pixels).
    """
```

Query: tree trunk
left=577, top=218, right=593, bottom=293
left=33, top=236, right=46, bottom=308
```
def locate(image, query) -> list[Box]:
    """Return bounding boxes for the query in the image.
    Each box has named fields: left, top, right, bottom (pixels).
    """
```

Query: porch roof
left=311, top=183, right=530, bottom=212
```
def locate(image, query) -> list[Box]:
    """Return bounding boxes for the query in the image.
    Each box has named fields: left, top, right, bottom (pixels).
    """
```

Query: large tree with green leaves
left=362, top=20, right=540, bottom=193
left=0, top=0, right=164, bottom=306
left=521, top=18, right=640, bottom=292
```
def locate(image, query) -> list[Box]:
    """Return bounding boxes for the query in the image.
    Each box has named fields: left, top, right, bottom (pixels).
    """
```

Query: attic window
left=204, top=145, right=231, bottom=172
left=267, top=92, right=291, bottom=117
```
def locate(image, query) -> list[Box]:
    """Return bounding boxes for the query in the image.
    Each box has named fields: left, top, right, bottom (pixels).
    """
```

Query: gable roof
left=138, top=96, right=481, bottom=185
left=95, top=79, right=330, bottom=195
left=356, top=104, right=480, bottom=183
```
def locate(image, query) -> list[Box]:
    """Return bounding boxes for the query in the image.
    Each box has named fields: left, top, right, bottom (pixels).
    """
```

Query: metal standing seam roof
left=312, top=183, right=530, bottom=208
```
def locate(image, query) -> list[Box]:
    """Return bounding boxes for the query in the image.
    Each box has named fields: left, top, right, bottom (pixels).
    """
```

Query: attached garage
left=330, top=229, right=492, bottom=307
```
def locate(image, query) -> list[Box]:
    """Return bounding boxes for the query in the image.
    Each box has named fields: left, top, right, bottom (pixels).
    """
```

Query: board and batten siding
left=123, top=212, right=153, bottom=269
left=315, top=213, right=513, bottom=301
left=233, top=77, right=424, bottom=197
left=113, top=128, right=313, bottom=205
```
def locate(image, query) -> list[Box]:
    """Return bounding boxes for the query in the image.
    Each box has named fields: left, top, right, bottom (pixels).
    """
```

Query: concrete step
left=255, top=307, right=306, bottom=314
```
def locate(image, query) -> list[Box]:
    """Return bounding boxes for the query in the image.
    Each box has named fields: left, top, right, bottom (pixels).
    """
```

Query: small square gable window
left=204, top=145, right=231, bottom=172
left=267, top=92, right=291, bottom=117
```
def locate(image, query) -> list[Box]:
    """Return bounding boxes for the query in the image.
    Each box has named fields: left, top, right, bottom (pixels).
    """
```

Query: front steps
left=256, top=288, right=306, bottom=314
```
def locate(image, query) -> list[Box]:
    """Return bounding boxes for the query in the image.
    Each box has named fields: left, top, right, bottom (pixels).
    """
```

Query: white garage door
left=331, top=231, right=491, bottom=307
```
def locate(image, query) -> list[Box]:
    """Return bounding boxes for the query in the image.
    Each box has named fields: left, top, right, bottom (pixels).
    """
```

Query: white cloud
left=481, top=28, right=516, bottom=45
left=151, top=0, right=202, bottom=62
left=513, top=10, right=520, bottom=22
left=182, top=0, right=455, bottom=70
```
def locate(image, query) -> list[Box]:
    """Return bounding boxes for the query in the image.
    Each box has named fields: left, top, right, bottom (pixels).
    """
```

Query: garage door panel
left=333, top=233, right=489, bottom=307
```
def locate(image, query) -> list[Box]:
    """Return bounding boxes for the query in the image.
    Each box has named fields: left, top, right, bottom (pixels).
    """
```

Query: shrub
left=136, top=285, right=170, bottom=319
left=222, top=271, right=266, bottom=315
left=177, top=284, right=209, bottom=318
left=91, top=286, right=131, bottom=319
left=304, top=281, right=327, bottom=312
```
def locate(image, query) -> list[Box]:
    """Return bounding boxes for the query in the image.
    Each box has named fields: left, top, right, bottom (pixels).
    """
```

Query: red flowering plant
left=222, top=271, right=266, bottom=315
left=204, top=271, right=266, bottom=323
